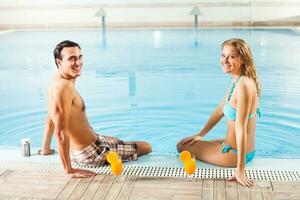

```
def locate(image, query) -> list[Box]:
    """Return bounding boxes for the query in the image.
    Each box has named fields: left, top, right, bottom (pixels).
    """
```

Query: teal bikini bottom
left=221, top=143, right=255, bottom=164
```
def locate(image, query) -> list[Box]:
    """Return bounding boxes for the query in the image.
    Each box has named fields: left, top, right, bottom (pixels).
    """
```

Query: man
left=39, top=40, right=152, bottom=178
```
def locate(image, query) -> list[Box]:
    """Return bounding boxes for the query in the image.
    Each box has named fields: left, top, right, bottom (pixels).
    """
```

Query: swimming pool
left=0, top=28, right=300, bottom=158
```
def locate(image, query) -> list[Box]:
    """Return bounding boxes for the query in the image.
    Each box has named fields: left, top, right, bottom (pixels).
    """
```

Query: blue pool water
left=0, top=29, right=300, bottom=158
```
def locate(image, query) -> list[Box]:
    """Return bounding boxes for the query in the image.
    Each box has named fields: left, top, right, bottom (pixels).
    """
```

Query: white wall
left=0, top=0, right=300, bottom=29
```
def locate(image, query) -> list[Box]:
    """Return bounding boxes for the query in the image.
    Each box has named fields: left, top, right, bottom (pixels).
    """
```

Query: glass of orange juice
left=183, top=156, right=196, bottom=181
left=111, top=159, right=123, bottom=176
left=107, top=151, right=123, bottom=176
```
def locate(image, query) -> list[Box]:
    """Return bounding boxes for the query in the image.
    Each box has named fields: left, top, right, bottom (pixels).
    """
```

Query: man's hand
left=67, top=168, right=96, bottom=178
left=181, top=135, right=203, bottom=146
left=228, top=168, right=254, bottom=187
left=38, top=149, right=55, bottom=155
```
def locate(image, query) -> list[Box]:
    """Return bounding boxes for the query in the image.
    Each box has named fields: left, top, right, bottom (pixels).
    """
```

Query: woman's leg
left=177, top=139, right=237, bottom=167
left=209, top=138, right=225, bottom=144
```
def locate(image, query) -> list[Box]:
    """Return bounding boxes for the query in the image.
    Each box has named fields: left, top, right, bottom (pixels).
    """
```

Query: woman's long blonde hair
left=222, top=38, right=261, bottom=96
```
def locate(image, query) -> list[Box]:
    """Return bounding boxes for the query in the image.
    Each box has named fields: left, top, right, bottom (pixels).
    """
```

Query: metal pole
left=194, top=15, right=198, bottom=29
left=194, top=15, right=199, bottom=46
left=101, top=16, right=106, bottom=46
left=102, top=16, right=106, bottom=30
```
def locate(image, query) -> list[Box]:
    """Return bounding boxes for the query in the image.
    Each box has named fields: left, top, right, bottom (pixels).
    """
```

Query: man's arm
left=52, top=82, right=95, bottom=178
left=39, top=116, right=55, bottom=155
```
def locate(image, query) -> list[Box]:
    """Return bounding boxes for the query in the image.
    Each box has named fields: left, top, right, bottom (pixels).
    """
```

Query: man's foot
left=38, top=149, right=55, bottom=155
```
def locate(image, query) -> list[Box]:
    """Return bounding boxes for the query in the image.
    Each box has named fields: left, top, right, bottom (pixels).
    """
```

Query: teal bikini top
left=223, top=76, right=261, bottom=121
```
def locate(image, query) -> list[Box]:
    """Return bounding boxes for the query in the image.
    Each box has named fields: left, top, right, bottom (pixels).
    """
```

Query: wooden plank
left=0, top=169, right=7, bottom=176
left=0, top=171, right=68, bottom=199
left=9, top=197, right=26, bottom=200
left=201, top=189, right=213, bottom=200
left=80, top=175, right=106, bottom=200
left=0, top=170, right=14, bottom=184
left=105, top=175, right=127, bottom=200
left=237, top=181, right=250, bottom=200
left=272, top=181, right=300, bottom=199
left=262, top=192, right=275, bottom=200
left=130, top=176, right=202, bottom=199
left=5, top=171, right=68, bottom=185
left=172, top=195, right=201, bottom=200
left=214, top=179, right=225, bottom=189
left=13, top=170, right=65, bottom=178
left=214, top=179, right=225, bottom=200
left=214, top=189, right=225, bottom=200
left=272, top=181, right=300, bottom=192
left=226, top=189, right=238, bottom=200
left=92, top=175, right=115, bottom=200
left=0, top=182, right=65, bottom=199
left=249, top=181, right=263, bottom=200
left=0, top=169, right=299, bottom=200
left=68, top=176, right=94, bottom=200
left=238, top=190, right=251, bottom=200
left=274, top=191, right=300, bottom=200
left=0, top=195, right=10, bottom=200
left=117, top=176, right=138, bottom=200
left=225, top=180, right=237, bottom=190
left=256, top=180, right=274, bottom=200
left=56, top=178, right=82, bottom=199
left=130, top=187, right=202, bottom=199
left=196, top=178, right=203, bottom=184
left=202, top=179, right=213, bottom=189
left=225, top=180, right=238, bottom=200
left=202, top=179, right=213, bottom=200
left=7, top=197, right=53, bottom=200
left=133, top=176, right=203, bottom=190
left=257, top=180, right=273, bottom=191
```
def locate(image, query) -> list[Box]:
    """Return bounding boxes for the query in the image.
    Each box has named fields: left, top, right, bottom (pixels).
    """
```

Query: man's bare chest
left=73, top=91, right=86, bottom=112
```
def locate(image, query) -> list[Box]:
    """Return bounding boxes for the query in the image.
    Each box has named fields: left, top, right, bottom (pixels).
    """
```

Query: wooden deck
left=0, top=169, right=300, bottom=200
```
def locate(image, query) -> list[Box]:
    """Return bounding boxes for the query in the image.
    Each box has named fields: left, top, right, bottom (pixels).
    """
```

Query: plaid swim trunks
left=71, top=134, right=138, bottom=166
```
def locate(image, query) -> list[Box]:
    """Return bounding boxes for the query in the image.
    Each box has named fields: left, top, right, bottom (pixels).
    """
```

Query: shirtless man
left=40, top=40, right=152, bottom=178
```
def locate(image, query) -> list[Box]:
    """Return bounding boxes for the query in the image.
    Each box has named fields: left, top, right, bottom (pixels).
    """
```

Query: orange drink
left=184, top=158, right=196, bottom=175
left=111, top=159, right=123, bottom=176
left=107, top=151, right=119, bottom=164
left=179, top=150, right=191, bottom=163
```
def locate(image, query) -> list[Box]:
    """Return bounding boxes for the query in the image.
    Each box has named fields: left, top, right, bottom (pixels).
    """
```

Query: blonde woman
left=177, top=38, right=261, bottom=187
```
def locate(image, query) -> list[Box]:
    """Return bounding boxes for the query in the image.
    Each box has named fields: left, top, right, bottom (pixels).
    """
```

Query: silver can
left=21, top=138, right=31, bottom=157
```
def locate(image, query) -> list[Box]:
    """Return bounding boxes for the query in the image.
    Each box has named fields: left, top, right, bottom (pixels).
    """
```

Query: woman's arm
left=231, top=79, right=254, bottom=187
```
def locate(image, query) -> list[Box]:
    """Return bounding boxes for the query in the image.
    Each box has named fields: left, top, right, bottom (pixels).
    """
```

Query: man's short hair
left=53, top=40, right=81, bottom=68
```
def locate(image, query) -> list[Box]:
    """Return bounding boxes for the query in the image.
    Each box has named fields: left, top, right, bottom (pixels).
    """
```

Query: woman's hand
left=228, top=168, right=254, bottom=187
left=181, top=135, right=203, bottom=146
left=67, top=168, right=96, bottom=178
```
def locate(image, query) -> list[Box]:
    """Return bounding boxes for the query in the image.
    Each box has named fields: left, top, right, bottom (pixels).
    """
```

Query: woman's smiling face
left=220, top=45, right=243, bottom=75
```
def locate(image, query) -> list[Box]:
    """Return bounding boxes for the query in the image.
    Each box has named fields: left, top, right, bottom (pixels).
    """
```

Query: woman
left=177, top=38, right=261, bottom=187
